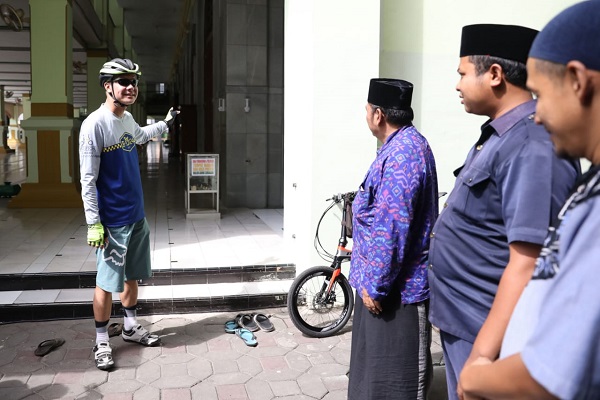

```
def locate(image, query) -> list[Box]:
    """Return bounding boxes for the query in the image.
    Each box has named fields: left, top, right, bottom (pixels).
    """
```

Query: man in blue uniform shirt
left=427, top=24, right=579, bottom=399
left=348, top=78, right=438, bottom=400
left=460, top=2, right=600, bottom=398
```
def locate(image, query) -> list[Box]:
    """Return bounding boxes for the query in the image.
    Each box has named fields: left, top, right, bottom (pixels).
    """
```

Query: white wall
left=284, top=0, right=380, bottom=270
left=284, top=0, right=580, bottom=272
left=380, top=0, right=581, bottom=196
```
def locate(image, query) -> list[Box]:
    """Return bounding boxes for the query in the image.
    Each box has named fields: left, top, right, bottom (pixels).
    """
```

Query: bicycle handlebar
left=326, top=191, right=357, bottom=203
left=328, top=190, right=447, bottom=202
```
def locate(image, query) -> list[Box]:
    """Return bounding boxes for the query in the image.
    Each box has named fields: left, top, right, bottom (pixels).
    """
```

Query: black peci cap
left=367, top=79, right=413, bottom=111
left=460, top=24, right=538, bottom=64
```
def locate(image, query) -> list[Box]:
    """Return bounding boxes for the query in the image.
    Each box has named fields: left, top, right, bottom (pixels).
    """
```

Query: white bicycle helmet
left=99, top=58, right=142, bottom=108
left=98, top=58, right=141, bottom=87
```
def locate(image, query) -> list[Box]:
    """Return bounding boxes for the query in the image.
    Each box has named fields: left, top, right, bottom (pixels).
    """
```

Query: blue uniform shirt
left=428, top=100, right=579, bottom=342
left=501, top=166, right=600, bottom=399
left=349, top=125, right=438, bottom=304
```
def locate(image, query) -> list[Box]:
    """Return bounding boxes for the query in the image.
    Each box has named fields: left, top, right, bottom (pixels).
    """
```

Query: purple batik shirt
left=349, top=125, right=439, bottom=304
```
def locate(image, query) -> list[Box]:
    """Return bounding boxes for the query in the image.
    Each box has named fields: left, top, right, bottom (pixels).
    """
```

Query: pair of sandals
left=224, top=313, right=275, bottom=347
left=237, top=313, right=275, bottom=332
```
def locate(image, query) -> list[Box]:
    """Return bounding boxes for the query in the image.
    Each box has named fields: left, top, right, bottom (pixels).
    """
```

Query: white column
left=284, top=0, right=380, bottom=271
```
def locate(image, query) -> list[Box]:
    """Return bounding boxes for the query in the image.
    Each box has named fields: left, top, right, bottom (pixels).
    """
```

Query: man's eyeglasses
left=114, top=78, right=139, bottom=88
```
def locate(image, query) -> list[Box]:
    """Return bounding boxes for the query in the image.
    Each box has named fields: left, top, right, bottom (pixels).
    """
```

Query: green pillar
left=10, top=0, right=82, bottom=208
left=109, top=0, right=124, bottom=56
left=86, top=50, right=109, bottom=113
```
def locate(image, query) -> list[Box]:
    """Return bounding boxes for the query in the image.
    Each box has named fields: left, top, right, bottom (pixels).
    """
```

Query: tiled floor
left=0, top=143, right=291, bottom=306
left=0, top=309, right=447, bottom=399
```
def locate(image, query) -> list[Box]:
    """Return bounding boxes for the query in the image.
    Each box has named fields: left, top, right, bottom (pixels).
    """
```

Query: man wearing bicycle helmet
left=79, top=58, right=178, bottom=370
left=347, top=78, right=439, bottom=400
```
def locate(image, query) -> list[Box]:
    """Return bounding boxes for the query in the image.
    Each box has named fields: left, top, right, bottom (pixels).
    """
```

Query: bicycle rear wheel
left=287, top=265, right=354, bottom=338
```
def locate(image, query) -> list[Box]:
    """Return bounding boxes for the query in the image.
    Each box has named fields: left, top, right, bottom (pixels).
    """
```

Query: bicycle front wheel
left=287, top=265, right=354, bottom=338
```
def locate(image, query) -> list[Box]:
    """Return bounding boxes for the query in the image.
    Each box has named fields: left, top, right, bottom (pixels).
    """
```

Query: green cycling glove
left=87, top=222, right=105, bottom=248
left=164, top=107, right=179, bottom=127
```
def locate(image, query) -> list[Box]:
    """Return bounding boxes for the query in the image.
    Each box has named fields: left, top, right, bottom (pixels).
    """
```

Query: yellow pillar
left=18, top=93, right=31, bottom=149
left=0, top=85, right=11, bottom=153
left=21, top=93, right=31, bottom=119
left=10, top=0, right=82, bottom=208
left=7, top=102, right=21, bottom=149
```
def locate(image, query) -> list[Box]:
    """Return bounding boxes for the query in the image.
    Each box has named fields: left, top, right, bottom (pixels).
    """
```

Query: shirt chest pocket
left=457, top=168, right=492, bottom=220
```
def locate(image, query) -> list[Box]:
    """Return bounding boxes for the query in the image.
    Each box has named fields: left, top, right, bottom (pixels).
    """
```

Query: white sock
left=124, top=316, right=137, bottom=331
left=123, top=305, right=138, bottom=331
left=96, top=331, right=109, bottom=344
left=95, top=320, right=109, bottom=344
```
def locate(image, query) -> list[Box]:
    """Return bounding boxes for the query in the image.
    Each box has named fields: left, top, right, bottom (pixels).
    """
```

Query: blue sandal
left=224, top=313, right=243, bottom=333
left=234, top=328, right=258, bottom=347
left=224, top=320, right=239, bottom=333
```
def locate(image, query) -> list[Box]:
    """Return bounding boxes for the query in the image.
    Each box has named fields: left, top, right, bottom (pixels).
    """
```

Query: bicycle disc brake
left=311, top=288, right=337, bottom=313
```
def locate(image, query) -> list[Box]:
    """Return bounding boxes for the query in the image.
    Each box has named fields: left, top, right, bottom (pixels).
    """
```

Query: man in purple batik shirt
left=347, top=78, right=439, bottom=400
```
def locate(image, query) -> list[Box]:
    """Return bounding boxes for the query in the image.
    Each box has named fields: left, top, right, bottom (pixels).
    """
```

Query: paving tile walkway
left=0, top=308, right=445, bottom=400
left=0, top=308, right=354, bottom=400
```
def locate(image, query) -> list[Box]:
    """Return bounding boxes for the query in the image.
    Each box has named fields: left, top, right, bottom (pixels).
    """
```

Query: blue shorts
left=96, top=218, right=152, bottom=293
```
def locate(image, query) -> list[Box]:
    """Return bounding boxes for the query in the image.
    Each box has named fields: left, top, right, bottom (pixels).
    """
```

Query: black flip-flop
left=237, top=314, right=259, bottom=332
left=34, top=338, right=65, bottom=356
left=108, top=322, right=123, bottom=337
left=253, top=313, right=274, bottom=332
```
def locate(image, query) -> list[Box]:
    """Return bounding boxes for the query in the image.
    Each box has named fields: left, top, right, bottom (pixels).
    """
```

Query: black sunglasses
left=114, top=78, right=139, bottom=88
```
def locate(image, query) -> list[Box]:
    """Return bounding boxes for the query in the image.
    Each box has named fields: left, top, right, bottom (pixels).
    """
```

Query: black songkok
left=460, top=24, right=538, bottom=64
left=367, top=79, right=413, bottom=111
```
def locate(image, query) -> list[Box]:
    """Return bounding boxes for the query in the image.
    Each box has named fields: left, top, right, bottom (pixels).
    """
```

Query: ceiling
left=116, top=0, right=184, bottom=84
left=0, top=0, right=185, bottom=110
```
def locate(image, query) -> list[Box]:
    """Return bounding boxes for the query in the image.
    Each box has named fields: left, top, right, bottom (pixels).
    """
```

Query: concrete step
left=0, top=265, right=295, bottom=324
left=0, top=264, right=295, bottom=291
